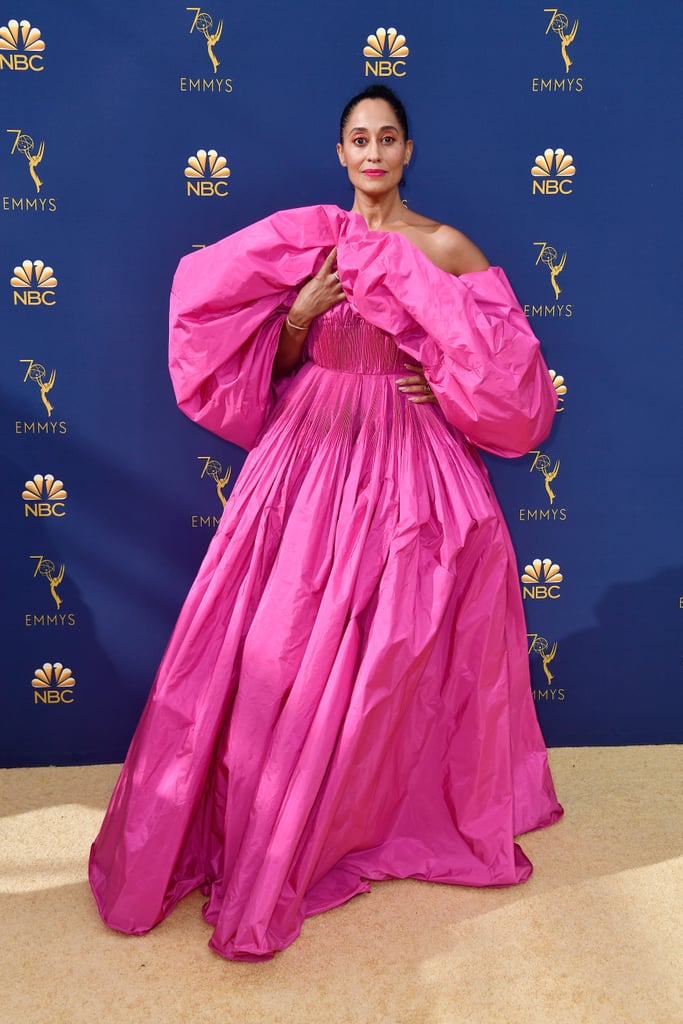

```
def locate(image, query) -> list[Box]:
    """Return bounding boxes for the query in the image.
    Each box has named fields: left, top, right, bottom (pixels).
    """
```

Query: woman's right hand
left=273, top=248, right=345, bottom=379
left=288, top=247, right=345, bottom=328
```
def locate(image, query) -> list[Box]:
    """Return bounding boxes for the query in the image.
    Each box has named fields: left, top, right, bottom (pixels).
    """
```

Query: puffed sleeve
left=338, top=223, right=557, bottom=458
left=168, top=207, right=338, bottom=450
left=169, top=281, right=287, bottom=450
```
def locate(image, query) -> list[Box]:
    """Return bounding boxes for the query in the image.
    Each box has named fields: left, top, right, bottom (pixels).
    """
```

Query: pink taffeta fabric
left=89, top=205, right=563, bottom=961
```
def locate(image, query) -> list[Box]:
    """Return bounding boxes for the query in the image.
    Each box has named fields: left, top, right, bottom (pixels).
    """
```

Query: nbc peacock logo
left=31, top=662, right=75, bottom=704
left=363, top=26, right=408, bottom=77
left=0, top=19, right=45, bottom=71
left=11, top=259, right=57, bottom=306
left=22, top=473, right=67, bottom=518
left=184, top=148, right=230, bottom=197
left=549, top=368, right=567, bottom=411
left=521, top=558, right=563, bottom=600
left=531, top=148, right=575, bottom=195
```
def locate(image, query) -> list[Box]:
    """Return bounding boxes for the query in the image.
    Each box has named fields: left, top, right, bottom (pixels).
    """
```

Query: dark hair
left=339, top=85, right=409, bottom=143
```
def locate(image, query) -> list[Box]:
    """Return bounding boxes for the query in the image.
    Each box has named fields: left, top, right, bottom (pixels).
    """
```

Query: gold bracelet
left=286, top=315, right=309, bottom=331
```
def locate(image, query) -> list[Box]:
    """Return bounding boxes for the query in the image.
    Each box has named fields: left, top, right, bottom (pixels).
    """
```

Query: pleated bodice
left=307, top=302, right=407, bottom=375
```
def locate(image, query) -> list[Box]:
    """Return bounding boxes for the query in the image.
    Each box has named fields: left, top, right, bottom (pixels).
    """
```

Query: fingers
left=316, top=246, right=343, bottom=296
left=398, top=381, right=437, bottom=403
left=396, top=362, right=425, bottom=387
left=290, top=247, right=344, bottom=323
left=408, top=392, right=438, bottom=405
left=397, top=365, right=437, bottom=405
left=318, top=247, right=338, bottom=277
left=402, top=384, right=437, bottom=404
left=323, top=245, right=344, bottom=299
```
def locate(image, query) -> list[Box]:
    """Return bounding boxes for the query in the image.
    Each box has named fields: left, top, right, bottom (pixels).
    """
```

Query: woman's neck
left=350, top=190, right=406, bottom=232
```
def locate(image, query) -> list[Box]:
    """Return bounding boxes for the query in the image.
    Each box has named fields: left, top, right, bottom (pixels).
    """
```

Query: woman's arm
left=273, top=248, right=345, bottom=378
left=339, top=225, right=557, bottom=456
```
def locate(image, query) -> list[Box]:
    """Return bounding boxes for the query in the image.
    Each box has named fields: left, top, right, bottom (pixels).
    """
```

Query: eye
left=351, top=136, right=367, bottom=146
left=382, top=135, right=397, bottom=145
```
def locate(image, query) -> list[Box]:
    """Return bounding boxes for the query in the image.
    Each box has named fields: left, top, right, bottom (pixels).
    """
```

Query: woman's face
left=336, top=98, right=412, bottom=196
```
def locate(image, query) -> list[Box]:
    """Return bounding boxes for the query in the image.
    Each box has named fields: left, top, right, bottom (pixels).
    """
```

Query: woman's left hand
left=396, top=363, right=438, bottom=404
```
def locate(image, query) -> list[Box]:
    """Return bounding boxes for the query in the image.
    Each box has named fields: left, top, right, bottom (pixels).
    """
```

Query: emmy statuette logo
left=524, top=242, right=572, bottom=319
left=530, top=450, right=560, bottom=506
left=17, top=359, right=66, bottom=435
left=31, top=662, right=75, bottom=704
left=180, top=7, right=232, bottom=92
left=531, top=148, right=575, bottom=195
left=363, top=27, right=409, bottom=77
left=7, top=129, right=44, bottom=193
left=30, top=554, right=64, bottom=609
left=26, top=555, right=75, bottom=627
left=199, top=456, right=232, bottom=507
left=21, top=359, right=56, bottom=415
left=192, top=456, right=232, bottom=526
left=22, top=473, right=67, bottom=518
left=0, top=19, right=45, bottom=71
left=518, top=451, right=567, bottom=523
left=535, top=242, right=566, bottom=300
left=531, top=9, right=582, bottom=92
left=185, top=149, right=230, bottom=196
left=521, top=558, right=563, bottom=600
left=3, top=129, right=56, bottom=212
left=187, top=8, right=222, bottom=72
left=528, top=634, right=565, bottom=701
left=544, top=8, right=578, bottom=73
left=11, top=260, right=57, bottom=306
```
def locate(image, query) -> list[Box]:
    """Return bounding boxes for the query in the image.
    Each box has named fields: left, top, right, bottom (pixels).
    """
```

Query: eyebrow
left=348, top=124, right=399, bottom=134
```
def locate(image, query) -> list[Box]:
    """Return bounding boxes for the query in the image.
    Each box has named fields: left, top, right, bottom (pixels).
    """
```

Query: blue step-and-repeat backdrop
left=2, top=1, right=681, bottom=767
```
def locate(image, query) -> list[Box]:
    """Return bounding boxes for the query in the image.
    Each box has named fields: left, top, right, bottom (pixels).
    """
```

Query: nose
left=365, top=139, right=381, bottom=161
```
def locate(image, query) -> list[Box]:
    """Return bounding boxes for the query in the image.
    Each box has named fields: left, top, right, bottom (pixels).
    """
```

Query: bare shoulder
left=397, top=213, right=490, bottom=276
left=428, top=224, right=490, bottom=275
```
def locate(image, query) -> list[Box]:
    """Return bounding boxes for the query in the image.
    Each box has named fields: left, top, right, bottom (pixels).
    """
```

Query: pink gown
left=89, top=205, right=563, bottom=961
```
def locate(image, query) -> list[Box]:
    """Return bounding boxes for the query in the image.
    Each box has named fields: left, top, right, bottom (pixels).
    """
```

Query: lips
left=362, top=169, right=386, bottom=177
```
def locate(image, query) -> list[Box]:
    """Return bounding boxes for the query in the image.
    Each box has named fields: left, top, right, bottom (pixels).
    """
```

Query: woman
left=90, top=85, right=563, bottom=962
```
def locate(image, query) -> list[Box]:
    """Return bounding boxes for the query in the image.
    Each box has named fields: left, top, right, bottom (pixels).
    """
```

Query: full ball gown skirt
left=89, top=206, right=563, bottom=961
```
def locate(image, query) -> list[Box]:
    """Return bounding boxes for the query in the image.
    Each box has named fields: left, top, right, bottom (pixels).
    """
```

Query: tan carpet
left=1, top=746, right=681, bottom=1024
